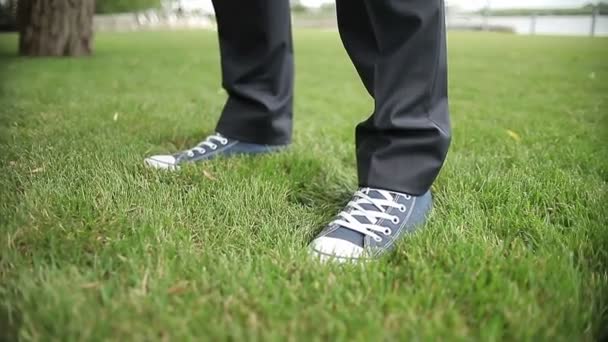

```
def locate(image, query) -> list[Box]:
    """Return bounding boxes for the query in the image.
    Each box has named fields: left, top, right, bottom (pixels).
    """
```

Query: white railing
left=94, top=10, right=607, bottom=37
left=94, top=11, right=213, bottom=32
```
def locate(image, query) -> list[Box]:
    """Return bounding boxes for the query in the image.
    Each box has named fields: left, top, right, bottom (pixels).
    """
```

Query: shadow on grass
left=283, top=159, right=354, bottom=211
left=277, top=154, right=357, bottom=240
left=0, top=33, right=18, bottom=88
left=148, top=131, right=356, bottom=208
left=0, top=303, right=21, bottom=342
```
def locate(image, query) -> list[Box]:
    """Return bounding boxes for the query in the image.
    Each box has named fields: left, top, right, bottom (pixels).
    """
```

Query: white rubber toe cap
left=309, top=236, right=365, bottom=263
left=144, top=155, right=178, bottom=170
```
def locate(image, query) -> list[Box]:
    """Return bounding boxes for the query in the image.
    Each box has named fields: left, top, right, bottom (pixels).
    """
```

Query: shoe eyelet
left=210, top=144, right=217, bottom=150
left=384, top=228, right=392, bottom=235
left=221, top=139, right=228, bottom=145
left=187, top=151, right=194, bottom=157
left=404, top=195, right=412, bottom=200
left=391, top=217, right=399, bottom=224
left=200, top=149, right=206, bottom=154
left=399, top=204, right=407, bottom=212
left=374, top=236, right=382, bottom=242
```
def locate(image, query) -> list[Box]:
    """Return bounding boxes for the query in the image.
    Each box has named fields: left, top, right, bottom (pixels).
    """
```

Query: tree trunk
left=18, top=0, right=95, bottom=56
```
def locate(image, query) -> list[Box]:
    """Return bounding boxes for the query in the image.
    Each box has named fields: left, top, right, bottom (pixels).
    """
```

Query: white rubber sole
left=308, top=236, right=366, bottom=263
left=144, top=156, right=179, bottom=171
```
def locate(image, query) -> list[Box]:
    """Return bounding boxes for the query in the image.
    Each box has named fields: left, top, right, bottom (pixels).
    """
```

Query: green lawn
left=0, top=30, right=607, bottom=341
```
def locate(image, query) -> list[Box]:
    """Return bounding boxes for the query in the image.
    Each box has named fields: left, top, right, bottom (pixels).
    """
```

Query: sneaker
left=144, top=133, right=287, bottom=170
left=309, top=187, right=432, bottom=262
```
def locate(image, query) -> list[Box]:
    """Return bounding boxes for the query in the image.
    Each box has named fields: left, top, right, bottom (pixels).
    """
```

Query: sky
left=301, top=0, right=597, bottom=10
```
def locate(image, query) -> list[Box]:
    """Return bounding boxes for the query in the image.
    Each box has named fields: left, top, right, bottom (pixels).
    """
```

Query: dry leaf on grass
left=203, top=170, right=217, bottom=181
left=167, top=281, right=190, bottom=295
left=80, top=282, right=101, bottom=289
left=506, top=129, right=521, bottom=142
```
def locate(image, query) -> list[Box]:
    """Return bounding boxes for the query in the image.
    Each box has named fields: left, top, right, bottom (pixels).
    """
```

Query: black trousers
left=211, top=0, right=451, bottom=196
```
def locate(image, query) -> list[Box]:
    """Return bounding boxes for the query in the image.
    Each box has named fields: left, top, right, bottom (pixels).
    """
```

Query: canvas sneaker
left=309, top=187, right=432, bottom=262
left=144, top=133, right=287, bottom=170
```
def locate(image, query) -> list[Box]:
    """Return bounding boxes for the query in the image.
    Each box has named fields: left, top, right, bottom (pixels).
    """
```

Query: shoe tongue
left=352, top=188, right=391, bottom=225
left=324, top=189, right=395, bottom=246
left=364, top=187, right=392, bottom=199
left=325, top=189, right=393, bottom=245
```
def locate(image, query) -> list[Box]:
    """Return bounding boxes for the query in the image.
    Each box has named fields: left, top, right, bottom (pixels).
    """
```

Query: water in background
left=448, top=15, right=608, bottom=36
left=92, top=12, right=608, bottom=36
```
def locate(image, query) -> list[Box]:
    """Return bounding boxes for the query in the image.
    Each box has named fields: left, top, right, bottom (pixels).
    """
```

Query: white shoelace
left=332, top=188, right=410, bottom=242
left=186, top=133, right=229, bottom=157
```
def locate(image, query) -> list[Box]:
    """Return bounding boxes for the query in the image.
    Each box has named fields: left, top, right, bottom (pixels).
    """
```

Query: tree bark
left=18, top=0, right=95, bottom=56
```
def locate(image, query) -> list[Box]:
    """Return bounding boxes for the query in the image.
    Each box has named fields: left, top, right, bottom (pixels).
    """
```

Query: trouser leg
left=211, top=0, right=293, bottom=145
left=336, top=0, right=451, bottom=195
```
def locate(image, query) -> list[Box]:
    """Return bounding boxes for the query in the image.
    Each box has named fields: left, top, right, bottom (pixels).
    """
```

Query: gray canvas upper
left=311, top=188, right=432, bottom=260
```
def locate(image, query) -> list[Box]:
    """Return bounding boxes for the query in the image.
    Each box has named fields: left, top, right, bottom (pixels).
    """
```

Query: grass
left=0, top=30, right=607, bottom=341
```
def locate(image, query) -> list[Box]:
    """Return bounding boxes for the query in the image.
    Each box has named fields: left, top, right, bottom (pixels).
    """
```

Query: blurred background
left=1, top=1, right=606, bottom=340
left=1, top=0, right=606, bottom=36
